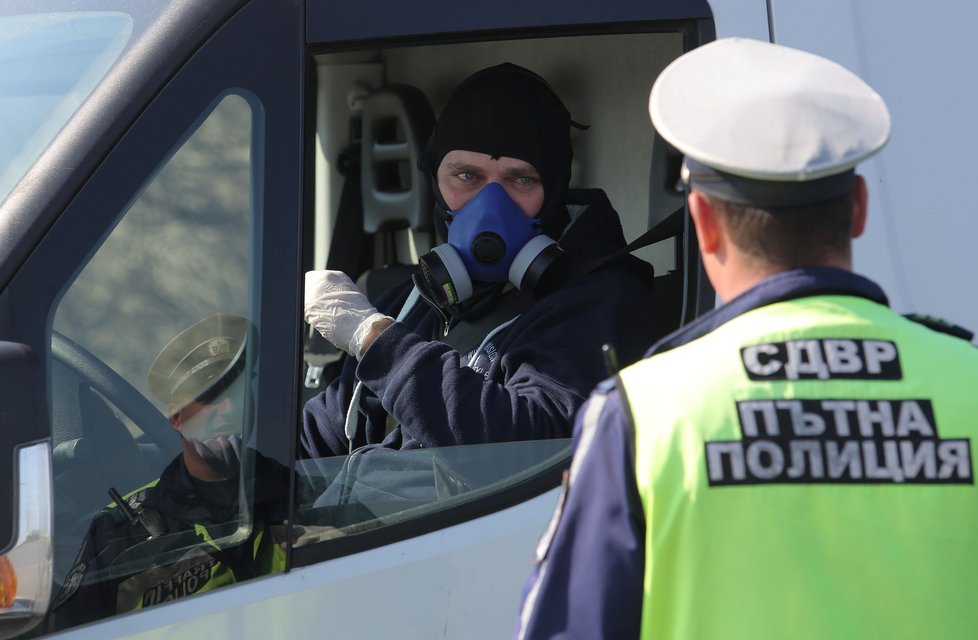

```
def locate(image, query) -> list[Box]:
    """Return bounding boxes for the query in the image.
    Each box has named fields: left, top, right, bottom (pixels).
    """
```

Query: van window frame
left=1, top=0, right=302, bottom=629
left=292, top=16, right=715, bottom=568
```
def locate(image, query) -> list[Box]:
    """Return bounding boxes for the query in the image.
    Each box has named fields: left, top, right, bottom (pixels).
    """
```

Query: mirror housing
left=0, top=343, right=52, bottom=639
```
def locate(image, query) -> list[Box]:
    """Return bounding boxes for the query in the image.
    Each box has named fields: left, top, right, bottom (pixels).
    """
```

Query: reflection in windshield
left=0, top=12, right=132, bottom=204
left=295, top=440, right=571, bottom=534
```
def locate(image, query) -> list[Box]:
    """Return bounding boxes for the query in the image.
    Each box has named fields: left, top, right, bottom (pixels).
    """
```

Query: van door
left=0, top=0, right=301, bottom=635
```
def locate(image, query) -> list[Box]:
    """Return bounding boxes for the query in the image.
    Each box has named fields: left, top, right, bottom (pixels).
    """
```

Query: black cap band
left=683, top=157, right=856, bottom=208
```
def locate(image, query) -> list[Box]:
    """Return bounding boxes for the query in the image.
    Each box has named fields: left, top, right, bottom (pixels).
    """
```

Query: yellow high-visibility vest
left=620, top=295, right=978, bottom=639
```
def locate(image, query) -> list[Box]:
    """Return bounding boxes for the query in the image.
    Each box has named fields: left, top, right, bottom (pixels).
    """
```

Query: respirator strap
left=343, top=286, right=423, bottom=453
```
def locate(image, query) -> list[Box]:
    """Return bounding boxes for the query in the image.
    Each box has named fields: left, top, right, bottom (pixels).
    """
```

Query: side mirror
left=0, top=343, right=52, bottom=639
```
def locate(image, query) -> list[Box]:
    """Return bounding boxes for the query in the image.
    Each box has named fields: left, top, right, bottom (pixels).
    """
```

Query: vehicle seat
left=357, top=83, right=435, bottom=301
left=302, top=84, right=435, bottom=400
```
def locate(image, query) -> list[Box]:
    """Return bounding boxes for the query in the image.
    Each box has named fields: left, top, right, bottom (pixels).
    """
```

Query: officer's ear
left=688, top=190, right=722, bottom=255
left=167, top=404, right=183, bottom=431
left=851, top=175, right=868, bottom=239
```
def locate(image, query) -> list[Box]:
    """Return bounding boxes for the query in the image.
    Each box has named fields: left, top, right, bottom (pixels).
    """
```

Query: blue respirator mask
left=418, top=183, right=565, bottom=305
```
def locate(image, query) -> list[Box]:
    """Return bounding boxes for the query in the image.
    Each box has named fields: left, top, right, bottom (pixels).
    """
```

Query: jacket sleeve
left=514, top=387, right=646, bottom=639
left=355, top=267, right=658, bottom=448
left=300, top=281, right=420, bottom=458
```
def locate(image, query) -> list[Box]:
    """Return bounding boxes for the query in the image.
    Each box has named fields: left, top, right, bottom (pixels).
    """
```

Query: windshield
left=0, top=12, right=133, bottom=204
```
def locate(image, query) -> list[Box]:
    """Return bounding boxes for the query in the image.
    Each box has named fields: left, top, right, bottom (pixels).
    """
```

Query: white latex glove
left=304, top=270, right=392, bottom=359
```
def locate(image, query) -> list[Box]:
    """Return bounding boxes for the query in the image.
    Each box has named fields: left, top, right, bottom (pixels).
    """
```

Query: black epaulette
left=904, top=313, right=975, bottom=343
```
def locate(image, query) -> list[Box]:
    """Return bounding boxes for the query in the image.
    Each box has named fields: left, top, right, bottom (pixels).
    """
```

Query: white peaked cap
left=649, top=38, right=891, bottom=186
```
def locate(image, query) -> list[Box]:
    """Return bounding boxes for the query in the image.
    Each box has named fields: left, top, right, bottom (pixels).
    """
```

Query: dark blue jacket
left=301, top=189, right=660, bottom=457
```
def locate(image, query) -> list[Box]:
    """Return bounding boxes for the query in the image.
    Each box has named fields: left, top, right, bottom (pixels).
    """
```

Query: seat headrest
left=361, top=84, right=435, bottom=234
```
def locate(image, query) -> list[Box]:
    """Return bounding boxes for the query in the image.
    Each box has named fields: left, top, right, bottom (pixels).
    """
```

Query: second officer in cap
left=516, top=38, right=978, bottom=639
left=50, top=314, right=288, bottom=628
left=148, top=313, right=252, bottom=481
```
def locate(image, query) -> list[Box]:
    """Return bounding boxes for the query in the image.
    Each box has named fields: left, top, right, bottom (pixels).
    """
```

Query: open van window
left=293, top=29, right=707, bottom=561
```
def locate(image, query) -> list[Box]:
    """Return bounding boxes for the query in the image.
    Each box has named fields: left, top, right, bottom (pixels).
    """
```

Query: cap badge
left=207, top=337, right=231, bottom=357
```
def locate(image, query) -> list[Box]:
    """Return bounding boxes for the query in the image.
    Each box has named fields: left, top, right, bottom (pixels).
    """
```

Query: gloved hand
left=304, top=270, right=393, bottom=359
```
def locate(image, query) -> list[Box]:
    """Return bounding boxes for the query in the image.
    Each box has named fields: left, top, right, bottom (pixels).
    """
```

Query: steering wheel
left=48, top=331, right=182, bottom=582
left=51, top=330, right=178, bottom=456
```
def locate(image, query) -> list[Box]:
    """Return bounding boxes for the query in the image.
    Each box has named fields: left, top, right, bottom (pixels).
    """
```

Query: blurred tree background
left=54, top=93, right=255, bottom=416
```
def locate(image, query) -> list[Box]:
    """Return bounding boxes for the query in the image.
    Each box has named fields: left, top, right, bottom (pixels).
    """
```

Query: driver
left=301, top=63, right=661, bottom=457
left=49, top=314, right=289, bottom=628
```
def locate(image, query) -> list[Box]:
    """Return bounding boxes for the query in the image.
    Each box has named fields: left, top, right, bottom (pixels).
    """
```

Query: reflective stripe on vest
left=619, top=295, right=978, bottom=639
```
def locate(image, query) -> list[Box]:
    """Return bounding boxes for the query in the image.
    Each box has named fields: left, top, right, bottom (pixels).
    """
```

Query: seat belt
left=342, top=287, right=422, bottom=452
left=569, top=204, right=684, bottom=278
left=439, top=287, right=535, bottom=354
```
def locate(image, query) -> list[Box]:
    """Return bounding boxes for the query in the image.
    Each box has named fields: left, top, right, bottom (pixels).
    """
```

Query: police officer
left=50, top=314, right=288, bottom=628
left=515, top=38, right=978, bottom=639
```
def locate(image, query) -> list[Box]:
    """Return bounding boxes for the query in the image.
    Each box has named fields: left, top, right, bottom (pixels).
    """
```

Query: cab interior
left=293, top=28, right=715, bottom=546
left=301, top=30, right=712, bottom=402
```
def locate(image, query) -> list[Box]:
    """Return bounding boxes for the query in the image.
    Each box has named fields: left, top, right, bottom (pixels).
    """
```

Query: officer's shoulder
left=595, top=376, right=619, bottom=394
left=580, top=377, right=630, bottom=433
left=904, top=313, right=976, bottom=344
left=85, top=499, right=141, bottom=544
left=97, top=484, right=158, bottom=524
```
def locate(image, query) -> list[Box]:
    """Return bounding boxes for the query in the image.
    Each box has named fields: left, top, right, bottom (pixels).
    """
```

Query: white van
left=1, top=0, right=975, bottom=637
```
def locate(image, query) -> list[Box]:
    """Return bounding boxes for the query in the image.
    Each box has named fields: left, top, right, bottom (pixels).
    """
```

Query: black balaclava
left=421, top=62, right=574, bottom=241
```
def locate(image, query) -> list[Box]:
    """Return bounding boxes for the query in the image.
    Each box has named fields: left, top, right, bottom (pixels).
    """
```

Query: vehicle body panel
left=44, top=491, right=557, bottom=639
left=307, top=0, right=711, bottom=43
